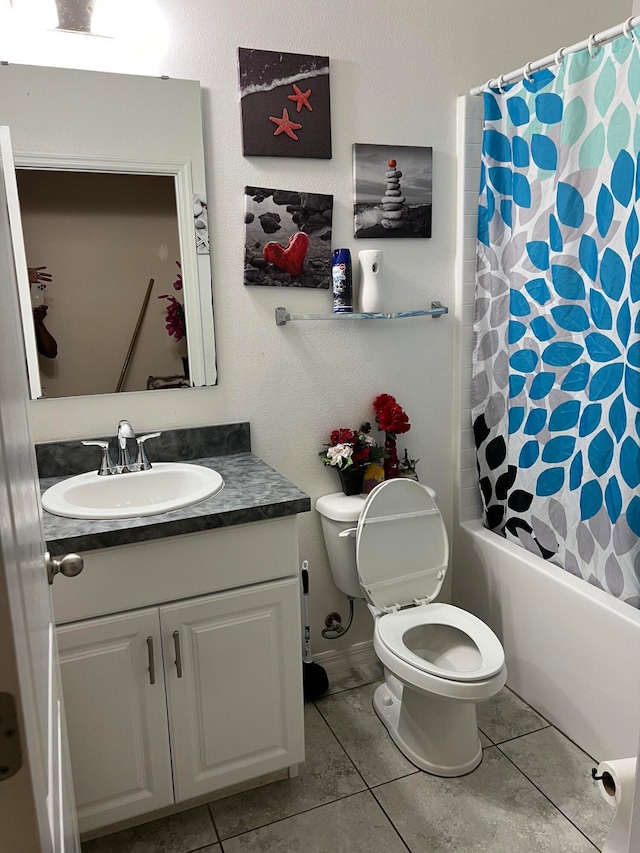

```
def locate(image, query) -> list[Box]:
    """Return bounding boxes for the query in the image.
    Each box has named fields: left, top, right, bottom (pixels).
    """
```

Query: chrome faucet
left=117, top=419, right=136, bottom=472
left=82, top=421, right=161, bottom=475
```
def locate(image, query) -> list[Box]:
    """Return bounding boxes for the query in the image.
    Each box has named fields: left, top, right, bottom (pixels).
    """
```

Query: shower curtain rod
left=470, top=15, right=640, bottom=96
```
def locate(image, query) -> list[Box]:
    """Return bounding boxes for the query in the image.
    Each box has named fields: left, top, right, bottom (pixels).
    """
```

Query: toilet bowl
left=316, top=478, right=506, bottom=777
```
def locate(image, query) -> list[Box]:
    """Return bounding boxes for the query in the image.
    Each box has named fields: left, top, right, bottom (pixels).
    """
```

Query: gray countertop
left=41, top=452, right=311, bottom=556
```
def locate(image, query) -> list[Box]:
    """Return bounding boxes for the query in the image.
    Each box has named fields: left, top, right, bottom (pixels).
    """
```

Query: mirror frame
left=1, top=63, right=217, bottom=400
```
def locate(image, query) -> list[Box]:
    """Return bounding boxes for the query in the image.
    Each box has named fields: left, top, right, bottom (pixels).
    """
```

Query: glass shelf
left=275, top=301, right=448, bottom=326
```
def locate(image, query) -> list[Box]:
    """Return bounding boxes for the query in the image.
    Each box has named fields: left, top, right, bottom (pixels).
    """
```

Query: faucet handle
left=135, top=432, right=161, bottom=471
left=81, top=440, right=114, bottom=476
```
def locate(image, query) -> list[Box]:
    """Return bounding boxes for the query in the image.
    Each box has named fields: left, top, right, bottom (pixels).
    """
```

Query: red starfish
left=287, top=83, right=312, bottom=112
left=268, top=108, right=303, bottom=140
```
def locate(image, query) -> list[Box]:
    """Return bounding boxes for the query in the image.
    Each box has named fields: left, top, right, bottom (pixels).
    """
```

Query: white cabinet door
left=161, top=578, right=305, bottom=802
left=56, top=609, right=174, bottom=832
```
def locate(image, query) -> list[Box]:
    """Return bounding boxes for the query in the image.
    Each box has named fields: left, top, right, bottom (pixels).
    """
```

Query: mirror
left=0, top=63, right=217, bottom=398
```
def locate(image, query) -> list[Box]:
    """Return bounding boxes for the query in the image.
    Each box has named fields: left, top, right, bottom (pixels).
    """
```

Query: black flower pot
left=338, top=466, right=365, bottom=496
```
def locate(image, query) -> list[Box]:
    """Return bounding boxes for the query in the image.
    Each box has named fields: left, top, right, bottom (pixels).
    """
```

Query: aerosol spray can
left=332, top=248, right=353, bottom=314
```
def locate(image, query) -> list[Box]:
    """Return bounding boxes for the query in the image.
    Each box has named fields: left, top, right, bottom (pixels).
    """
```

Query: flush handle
left=173, top=630, right=183, bottom=678
left=338, top=527, right=357, bottom=538
left=45, top=551, right=84, bottom=586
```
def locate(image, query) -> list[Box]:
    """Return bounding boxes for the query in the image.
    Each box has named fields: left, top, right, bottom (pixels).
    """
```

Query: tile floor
left=82, top=664, right=613, bottom=852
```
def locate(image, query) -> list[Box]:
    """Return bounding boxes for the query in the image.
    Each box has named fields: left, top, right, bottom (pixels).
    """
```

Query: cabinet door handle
left=146, top=636, right=156, bottom=685
left=173, top=630, right=183, bottom=678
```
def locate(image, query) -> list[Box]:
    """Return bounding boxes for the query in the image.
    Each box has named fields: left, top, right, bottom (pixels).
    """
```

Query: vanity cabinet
left=52, top=518, right=305, bottom=834
left=56, top=609, right=174, bottom=828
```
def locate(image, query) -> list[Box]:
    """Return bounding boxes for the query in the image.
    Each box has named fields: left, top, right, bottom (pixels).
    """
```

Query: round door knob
left=46, top=552, right=84, bottom=585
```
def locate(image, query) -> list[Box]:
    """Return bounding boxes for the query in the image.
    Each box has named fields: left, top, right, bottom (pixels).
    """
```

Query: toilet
left=316, top=478, right=506, bottom=777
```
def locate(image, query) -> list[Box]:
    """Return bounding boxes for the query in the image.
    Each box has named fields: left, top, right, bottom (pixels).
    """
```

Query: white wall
left=0, top=0, right=631, bottom=655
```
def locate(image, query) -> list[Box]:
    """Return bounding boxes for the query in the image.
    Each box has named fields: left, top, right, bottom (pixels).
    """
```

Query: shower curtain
left=473, top=33, right=640, bottom=606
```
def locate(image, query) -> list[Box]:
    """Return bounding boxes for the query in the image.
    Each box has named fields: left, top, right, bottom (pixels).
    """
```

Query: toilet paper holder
left=592, top=767, right=617, bottom=796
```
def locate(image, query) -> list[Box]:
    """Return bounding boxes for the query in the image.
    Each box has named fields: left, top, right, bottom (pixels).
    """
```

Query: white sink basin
left=42, top=462, right=224, bottom=520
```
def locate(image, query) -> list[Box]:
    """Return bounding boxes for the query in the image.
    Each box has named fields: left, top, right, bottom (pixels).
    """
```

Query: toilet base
left=373, top=680, right=483, bottom=777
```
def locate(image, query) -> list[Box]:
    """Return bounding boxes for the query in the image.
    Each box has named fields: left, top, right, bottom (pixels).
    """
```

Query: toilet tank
left=316, top=485, right=439, bottom=600
left=315, top=492, right=366, bottom=599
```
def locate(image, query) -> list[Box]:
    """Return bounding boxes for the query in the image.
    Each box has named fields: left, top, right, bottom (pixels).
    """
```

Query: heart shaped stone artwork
left=263, top=232, right=310, bottom=278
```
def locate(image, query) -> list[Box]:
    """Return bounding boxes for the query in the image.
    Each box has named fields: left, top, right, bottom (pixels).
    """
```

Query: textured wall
left=0, top=0, right=631, bottom=653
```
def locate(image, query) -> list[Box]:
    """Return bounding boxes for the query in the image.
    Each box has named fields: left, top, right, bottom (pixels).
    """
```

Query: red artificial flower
left=352, top=446, right=371, bottom=466
left=373, top=393, right=396, bottom=413
left=373, top=394, right=411, bottom=435
left=330, top=428, right=355, bottom=445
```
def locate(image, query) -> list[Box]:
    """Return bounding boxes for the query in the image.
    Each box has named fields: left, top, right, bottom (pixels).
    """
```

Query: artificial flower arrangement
left=319, top=394, right=415, bottom=494
left=319, top=423, right=384, bottom=470
left=158, top=261, right=186, bottom=341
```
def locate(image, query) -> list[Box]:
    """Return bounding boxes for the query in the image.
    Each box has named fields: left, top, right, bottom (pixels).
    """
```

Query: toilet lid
left=355, top=479, right=449, bottom=612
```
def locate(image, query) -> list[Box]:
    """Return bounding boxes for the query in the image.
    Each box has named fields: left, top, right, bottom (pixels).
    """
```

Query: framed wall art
left=353, top=143, right=432, bottom=238
left=244, top=186, right=333, bottom=287
left=239, top=48, right=332, bottom=159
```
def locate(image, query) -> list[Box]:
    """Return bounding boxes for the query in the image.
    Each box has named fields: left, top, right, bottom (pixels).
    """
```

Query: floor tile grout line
left=311, top=697, right=373, bottom=789
left=212, top=789, right=387, bottom=844
left=504, top=686, right=557, bottom=729
left=487, top=721, right=551, bottom=746
left=367, top=768, right=421, bottom=790
left=370, top=786, right=413, bottom=853
left=321, top=677, right=382, bottom=698
left=478, top=725, right=494, bottom=745
left=494, top=743, right=602, bottom=851
left=206, top=801, right=223, bottom=847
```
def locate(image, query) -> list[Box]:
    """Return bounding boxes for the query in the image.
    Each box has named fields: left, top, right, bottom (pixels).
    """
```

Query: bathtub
left=453, top=519, right=640, bottom=761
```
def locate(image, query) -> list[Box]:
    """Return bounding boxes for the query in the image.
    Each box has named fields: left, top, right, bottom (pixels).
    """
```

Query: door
left=0, top=126, right=79, bottom=851
left=57, top=609, right=174, bottom=833
left=161, top=578, right=305, bottom=802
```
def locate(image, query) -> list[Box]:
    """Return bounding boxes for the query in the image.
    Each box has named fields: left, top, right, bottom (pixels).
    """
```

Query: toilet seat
left=376, top=603, right=505, bottom=682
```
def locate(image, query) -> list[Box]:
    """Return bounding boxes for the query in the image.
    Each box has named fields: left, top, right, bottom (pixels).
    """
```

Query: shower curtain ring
left=497, top=74, right=506, bottom=93
left=588, top=34, right=599, bottom=58
left=623, top=17, right=636, bottom=41
left=484, top=78, right=494, bottom=92
left=523, top=62, right=534, bottom=82
left=555, top=47, right=566, bottom=67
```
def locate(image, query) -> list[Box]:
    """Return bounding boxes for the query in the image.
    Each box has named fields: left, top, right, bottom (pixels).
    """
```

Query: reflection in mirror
left=0, top=63, right=217, bottom=399
left=18, top=169, right=188, bottom=397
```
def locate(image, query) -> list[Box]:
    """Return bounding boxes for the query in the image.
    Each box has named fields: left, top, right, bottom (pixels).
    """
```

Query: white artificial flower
left=327, top=443, right=353, bottom=467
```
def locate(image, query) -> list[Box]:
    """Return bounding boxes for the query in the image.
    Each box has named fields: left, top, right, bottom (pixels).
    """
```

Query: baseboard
left=312, top=640, right=378, bottom=679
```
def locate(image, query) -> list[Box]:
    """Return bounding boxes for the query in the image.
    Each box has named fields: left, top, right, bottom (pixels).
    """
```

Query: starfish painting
left=239, top=48, right=331, bottom=158
left=268, top=108, right=303, bottom=140
left=287, top=83, right=312, bottom=112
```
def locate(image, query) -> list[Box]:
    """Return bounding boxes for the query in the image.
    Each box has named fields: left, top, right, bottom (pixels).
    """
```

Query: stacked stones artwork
left=244, top=186, right=333, bottom=288
left=353, top=143, right=433, bottom=238
left=381, top=161, right=405, bottom=229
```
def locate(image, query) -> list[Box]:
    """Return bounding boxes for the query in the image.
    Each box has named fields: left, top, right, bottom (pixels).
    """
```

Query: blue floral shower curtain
left=473, top=34, right=640, bottom=606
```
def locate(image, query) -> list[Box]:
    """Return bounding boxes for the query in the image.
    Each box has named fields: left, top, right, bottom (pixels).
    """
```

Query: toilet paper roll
left=596, top=757, right=637, bottom=853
